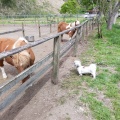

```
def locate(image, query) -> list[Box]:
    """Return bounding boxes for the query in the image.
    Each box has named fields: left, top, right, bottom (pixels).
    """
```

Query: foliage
left=0, top=0, right=16, bottom=7
left=77, top=0, right=97, bottom=11
left=60, top=0, right=80, bottom=14
left=78, top=0, right=120, bottom=29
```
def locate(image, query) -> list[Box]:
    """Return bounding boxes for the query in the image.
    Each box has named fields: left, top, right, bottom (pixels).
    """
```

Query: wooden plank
left=0, top=62, right=52, bottom=111
left=0, top=29, right=23, bottom=35
left=0, top=52, right=53, bottom=96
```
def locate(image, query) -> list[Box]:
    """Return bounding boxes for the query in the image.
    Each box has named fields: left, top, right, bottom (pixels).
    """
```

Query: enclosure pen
left=0, top=18, right=97, bottom=111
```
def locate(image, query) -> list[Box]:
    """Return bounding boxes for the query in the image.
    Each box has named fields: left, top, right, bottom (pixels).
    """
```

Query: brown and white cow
left=0, top=37, right=35, bottom=83
left=58, top=20, right=80, bottom=41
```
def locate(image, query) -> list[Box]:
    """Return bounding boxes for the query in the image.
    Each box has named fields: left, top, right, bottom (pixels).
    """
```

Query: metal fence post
left=52, top=35, right=61, bottom=84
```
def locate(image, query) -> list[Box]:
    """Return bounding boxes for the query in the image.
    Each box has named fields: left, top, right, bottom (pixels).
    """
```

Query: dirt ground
left=0, top=24, right=93, bottom=120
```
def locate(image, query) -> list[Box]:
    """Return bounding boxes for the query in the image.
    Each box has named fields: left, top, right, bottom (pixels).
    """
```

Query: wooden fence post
left=22, top=22, right=24, bottom=36
left=63, top=15, right=65, bottom=21
left=73, top=28, right=80, bottom=57
left=90, top=19, right=92, bottom=30
left=79, top=26, right=82, bottom=42
left=24, top=15, right=25, bottom=25
left=38, top=20, right=41, bottom=37
left=52, top=35, right=61, bottom=84
left=14, top=16, right=15, bottom=26
left=86, top=21, right=88, bottom=35
left=35, top=15, right=37, bottom=25
left=50, top=23, right=52, bottom=33
left=89, top=20, right=91, bottom=31
left=92, top=19, right=94, bottom=30
left=82, top=24, right=85, bottom=41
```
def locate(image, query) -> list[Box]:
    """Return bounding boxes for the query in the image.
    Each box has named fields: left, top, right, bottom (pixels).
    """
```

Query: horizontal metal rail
left=0, top=29, right=23, bottom=35
left=0, top=20, right=87, bottom=60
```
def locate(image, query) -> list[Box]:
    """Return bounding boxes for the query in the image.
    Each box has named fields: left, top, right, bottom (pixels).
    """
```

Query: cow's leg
left=0, top=60, right=7, bottom=78
left=17, top=66, right=30, bottom=84
left=0, top=67, right=7, bottom=79
left=68, top=30, right=75, bottom=40
left=68, top=31, right=72, bottom=40
left=69, top=37, right=72, bottom=41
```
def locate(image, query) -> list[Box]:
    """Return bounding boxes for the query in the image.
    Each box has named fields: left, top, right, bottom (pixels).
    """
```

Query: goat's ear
left=10, top=56, right=13, bottom=58
left=10, top=55, right=15, bottom=59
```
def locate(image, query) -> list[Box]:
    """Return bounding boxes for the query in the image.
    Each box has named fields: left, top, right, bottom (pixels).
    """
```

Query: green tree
left=0, top=0, right=16, bottom=7
left=77, top=0, right=120, bottom=30
left=60, top=0, right=80, bottom=14
left=77, top=0, right=97, bottom=11
left=105, top=0, right=120, bottom=29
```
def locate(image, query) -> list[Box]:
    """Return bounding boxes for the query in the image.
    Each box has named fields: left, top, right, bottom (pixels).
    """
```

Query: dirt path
left=0, top=25, right=93, bottom=120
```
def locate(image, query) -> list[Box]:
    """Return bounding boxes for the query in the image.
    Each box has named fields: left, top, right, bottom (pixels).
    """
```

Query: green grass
left=61, top=22, right=120, bottom=120
left=80, top=93, right=112, bottom=120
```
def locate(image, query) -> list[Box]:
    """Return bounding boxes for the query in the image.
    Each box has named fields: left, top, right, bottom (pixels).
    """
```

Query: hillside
left=37, top=0, right=64, bottom=13
left=0, top=0, right=64, bottom=15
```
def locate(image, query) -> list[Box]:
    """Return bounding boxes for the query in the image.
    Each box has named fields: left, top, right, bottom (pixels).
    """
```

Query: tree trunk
left=113, top=12, right=118, bottom=24
left=107, top=13, right=115, bottom=30
left=107, top=1, right=120, bottom=30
